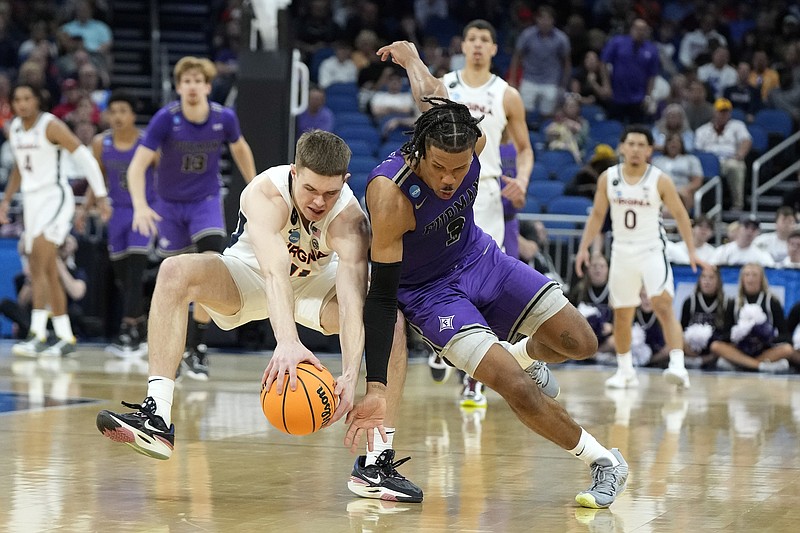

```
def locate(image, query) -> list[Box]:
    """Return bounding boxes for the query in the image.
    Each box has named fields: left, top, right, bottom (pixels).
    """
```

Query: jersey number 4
left=24, top=154, right=33, bottom=172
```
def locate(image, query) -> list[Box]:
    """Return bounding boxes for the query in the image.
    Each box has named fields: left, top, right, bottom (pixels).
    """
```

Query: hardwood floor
left=1, top=342, right=799, bottom=532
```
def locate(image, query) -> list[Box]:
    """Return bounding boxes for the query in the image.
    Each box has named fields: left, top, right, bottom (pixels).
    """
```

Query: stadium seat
left=753, top=109, right=794, bottom=138
left=692, top=151, right=721, bottom=178
left=309, top=47, right=335, bottom=83
left=345, top=139, right=376, bottom=157
left=536, top=150, right=577, bottom=173
left=520, top=196, right=541, bottom=214
left=348, top=155, right=379, bottom=177
left=548, top=195, right=594, bottom=216
left=325, top=82, right=358, bottom=99
left=589, top=119, right=624, bottom=146
left=580, top=104, right=606, bottom=123
left=747, top=123, right=769, bottom=154
left=334, top=112, right=373, bottom=127
left=552, top=163, right=582, bottom=183
left=325, top=94, right=360, bottom=114
left=527, top=181, right=564, bottom=203
left=335, top=124, right=380, bottom=142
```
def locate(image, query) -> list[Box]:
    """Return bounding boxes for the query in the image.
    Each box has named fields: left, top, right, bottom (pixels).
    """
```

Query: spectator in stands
left=694, top=97, right=752, bottom=210
left=654, top=20, right=681, bottom=78
left=294, top=0, right=340, bottom=61
left=680, top=266, right=727, bottom=368
left=318, top=40, right=357, bottom=89
left=684, top=80, right=714, bottom=131
left=780, top=228, right=800, bottom=268
left=652, top=133, right=703, bottom=212
left=295, top=86, right=335, bottom=140
left=0, top=14, right=17, bottom=72
left=669, top=215, right=718, bottom=264
left=353, top=30, right=394, bottom=113
left=509, top=6, right=571, bottom=117
left=678, top=11, right=727, bottom=70
left=564, top=143, right=617, bottom=199
left=545, top=95, right=588, bottom=163
left=712, top=214, right=775, bottom=267
left=58, top=0, right=113, bottom=68
left=709, top=262, right=793, bottom=373
left=370, top=71, right=417, bottom=139
left=753, top=206, right=798, bottom=263
left=569, top=50, right=612, bottom=107
left=78, top=62, right=110, bottom=111
left=697, top=46, right=738, bottom=99
left=18, top=20, right=58, bottom=64
left=17, top=60, right=53, bottom=110
left=210, top=20, right=240, bottom=105
left=631, top=291, right=669, bottom=368
left=568, top=253, right=614, bottom=357
left=652, top=103, right=695, bottom=152
left=414, top=0, right=448, bottom=29
left=0, top=71, right=12, bottom=134
left=662, top=73, right=689, bottom=109
left=769, top=41, right=800, bottom=122
left=724, top=61, right=762, bottom=123
left=749, top=50, right=780, bottom=102
left=343, top=1, right=391, bottom=43
left=601, top=18, right=660, bottom=125
left=52, top=79, right=101, bottom=126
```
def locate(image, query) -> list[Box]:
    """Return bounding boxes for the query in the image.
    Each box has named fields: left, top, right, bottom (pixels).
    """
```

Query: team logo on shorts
left=410, top=185, right=421, bottom=198
left=288, top=229, right=300, bottom=243
left=438, top=315, right=455, bottom=332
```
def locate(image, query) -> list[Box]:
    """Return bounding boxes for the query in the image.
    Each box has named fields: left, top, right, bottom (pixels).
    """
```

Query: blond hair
left=173, top=56, right=217, bottom=85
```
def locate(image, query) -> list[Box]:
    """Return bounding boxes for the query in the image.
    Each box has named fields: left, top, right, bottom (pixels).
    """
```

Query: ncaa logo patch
left=438, top=315, right=455, bottom=332
left=288, top=230, right=300, bottom=243
left=410, top=185, right=421, bottom=198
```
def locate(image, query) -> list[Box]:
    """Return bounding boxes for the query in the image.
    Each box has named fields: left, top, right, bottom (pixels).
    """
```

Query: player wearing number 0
left=0, top=84, right=111, bottom=357
left=126, top=56, right=257, bottom=380
left=96, top=131, right=403, bottom=472
left=358, top=41, right=628, bottom=509
left=575, top=125, right=707, bottom=390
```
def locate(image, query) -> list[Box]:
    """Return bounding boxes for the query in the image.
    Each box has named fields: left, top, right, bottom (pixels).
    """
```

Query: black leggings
left=111, top=254, right=149, bottom=319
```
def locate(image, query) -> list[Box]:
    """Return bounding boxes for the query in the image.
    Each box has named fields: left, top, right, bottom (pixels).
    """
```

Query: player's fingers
left=365, top=425, right=375, bottom=452
left=309, top=355, right=324, bottom=371
left=287, top=366, right=298, bottom=392
left=377, top=425, right=388, bottom=443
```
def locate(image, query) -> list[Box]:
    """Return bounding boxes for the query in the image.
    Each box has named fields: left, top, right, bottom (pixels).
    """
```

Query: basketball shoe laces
left=120, top=398, right=168, bottom=430
left=587, top=460, right=621, bottom=498
left=375, top=450, right=412, bottom=480
left=525, top=361, right=550, bottom=388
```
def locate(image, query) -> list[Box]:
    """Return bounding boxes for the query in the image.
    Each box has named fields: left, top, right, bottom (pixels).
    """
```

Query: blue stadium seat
left=527, top=181, right=564, bottom=203
left=530, top=164, right=550, bottom=182
left=424, top=16, right=460, bottom=47
left=345, top=139, right=376, bottom=157
left=589, top=119, right=624, bottom=145
left=731, top=108, right=747, bottom=122
left=753, top=109, right=794, bottom=138
left=536, top=150, right=577, bottom=172
left=747, top=124, right=769, bottom=154
left=335, top=124, right=380, bottom=142
left=325, top=82, right=358, bottom=99
left=548, top=195, right=594, bottom=216
left=580, top=104, right=606, bottom=123
left=348, top=176, right=367, bottom=201
left=325, top=94, right=360, bottom=113
left=552, top=163, right=582, bottom=183
left=692, top=151, right=721, bottom=178
left=520, top=196, right=541, bottom=214
left=348, top=155, right=379, bottom=177
left=310, top=47, right=335, bottom=83
left=334, top=112, right=373, bottom=127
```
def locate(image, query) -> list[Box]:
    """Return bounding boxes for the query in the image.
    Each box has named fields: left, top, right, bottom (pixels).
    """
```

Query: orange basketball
left=261, top=362, right=338, bottom=435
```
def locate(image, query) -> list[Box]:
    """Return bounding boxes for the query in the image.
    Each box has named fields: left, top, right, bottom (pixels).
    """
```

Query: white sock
left=669, top=349, right=685, bottom=368
left=502, top=338, right=533, bottom=369
left=51, top=315, right=74, bottom=341
left=30, top=309, right=49, bottom=339
left=365, top=427, right=395, bottom=465
left=569, top=428, right=619, bottom=466
left=617, top=351, right=634, bottom=374
left=147, top=376, right=175, bottom=426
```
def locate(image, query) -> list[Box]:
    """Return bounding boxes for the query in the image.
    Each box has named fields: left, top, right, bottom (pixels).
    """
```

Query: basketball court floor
left=1, top=341, right=799, bottom=532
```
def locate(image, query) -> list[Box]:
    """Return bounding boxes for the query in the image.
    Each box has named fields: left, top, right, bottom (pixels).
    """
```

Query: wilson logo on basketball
left=317, top=386, right=333, bottom=426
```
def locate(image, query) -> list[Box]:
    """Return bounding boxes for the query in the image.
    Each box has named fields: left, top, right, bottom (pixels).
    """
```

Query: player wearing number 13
left=126, top=56, right=256, bottom=379
left=575, top=125, right=705, bottom=390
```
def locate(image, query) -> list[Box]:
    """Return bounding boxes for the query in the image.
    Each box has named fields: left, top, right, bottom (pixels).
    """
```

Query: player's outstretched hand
left=330, top=374, right=357, bottom=425
left=262, top=340, right=322, bottom=395
left=344, top=386, right=388, bottom=453
left=376, top=41, right=422, bottom=69
left=501, top=175, right=527, bottom=209
left=132, top=205, right=161, bottom=237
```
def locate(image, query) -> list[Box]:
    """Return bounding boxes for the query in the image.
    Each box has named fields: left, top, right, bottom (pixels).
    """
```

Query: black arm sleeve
left=363, top=261, right=402, bottom=385
left=680, top=297, right=691, bottom=329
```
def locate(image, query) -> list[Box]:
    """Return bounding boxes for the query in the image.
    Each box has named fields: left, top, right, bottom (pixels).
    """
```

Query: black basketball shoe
left=182, top=344, right=209, bottom=380
left=96, top=397, right=175, bottom=460
left=348, top=449, right=423, bottom=502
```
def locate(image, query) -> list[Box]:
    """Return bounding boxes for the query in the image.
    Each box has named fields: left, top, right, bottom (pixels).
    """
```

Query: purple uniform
left=101, top=131, right=156, bottom=258
left=142, top=101, right=241, bottom=254
left=367, top=151, right=559, bottom=352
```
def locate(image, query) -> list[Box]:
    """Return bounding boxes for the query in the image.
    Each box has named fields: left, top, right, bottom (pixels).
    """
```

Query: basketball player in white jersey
left=439, top=20, right=545, bottom=407
left=575, top=125, right=705, bottom=389
left=0, top=84, right=110, bottom=357
left=95, top=131, right=419, bottom=501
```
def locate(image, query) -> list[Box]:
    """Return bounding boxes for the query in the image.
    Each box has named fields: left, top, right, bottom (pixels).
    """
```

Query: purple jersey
left=367, top=150, right=493, bottom=286
left=101, top=130, right=156, bottom=208
left=142, top=101, right=241, bottom=202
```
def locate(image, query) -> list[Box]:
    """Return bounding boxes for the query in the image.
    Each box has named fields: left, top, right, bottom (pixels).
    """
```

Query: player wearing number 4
left=1, top=84, right=111, bottom=357
left=126, top=56, right=257, bottom=380
left=575, top=125, right=709, bottom=390
left=97, top=131, right=404, bottom=477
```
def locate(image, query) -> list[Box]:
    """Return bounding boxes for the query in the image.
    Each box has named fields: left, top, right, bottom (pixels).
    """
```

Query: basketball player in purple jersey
left=126, top=57, right=257, bottom=380
left=89, top=91, right=157, bottom=356
left=349, top=41, right=628, bottom=509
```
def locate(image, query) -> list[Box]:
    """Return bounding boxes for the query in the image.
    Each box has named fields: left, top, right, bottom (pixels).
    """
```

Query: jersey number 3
left=446, top=216, right=466, bottom=246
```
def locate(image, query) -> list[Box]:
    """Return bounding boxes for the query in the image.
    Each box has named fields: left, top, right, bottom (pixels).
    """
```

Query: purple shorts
left=153, top=195, right=226, bottom=256
left=107, top=205, right=152, bottom=259
left=398, top=241, right=561, bottom=351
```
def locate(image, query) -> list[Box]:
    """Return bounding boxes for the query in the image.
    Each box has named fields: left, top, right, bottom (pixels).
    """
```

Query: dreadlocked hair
left=400, top=96, right=483, bottom=168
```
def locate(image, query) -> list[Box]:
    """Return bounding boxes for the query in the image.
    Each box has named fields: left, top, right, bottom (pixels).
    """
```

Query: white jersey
left=225, top=165, right=355, bottom=278
left=606, top=164, right=666, bottom=254
left=8, top=113, right=65, bottom=194
left=443, top=70, right=508, bottom=179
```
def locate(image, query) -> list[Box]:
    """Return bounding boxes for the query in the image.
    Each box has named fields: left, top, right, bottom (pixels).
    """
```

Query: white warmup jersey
left=606, top=163, right=667, bottom=254
left=225, top=165, right=354, bottom=278
left=444, top=70, right=508, bottom=246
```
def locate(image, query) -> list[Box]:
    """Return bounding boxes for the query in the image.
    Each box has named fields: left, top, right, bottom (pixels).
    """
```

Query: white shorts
left=23, top=184, right=75, bottom=254
left=519, top=80, right=560, bottom=115
left=608, top=248, right=674, bottom=308
left=473, top=176, right=505, bottom=248
left=201, top=254, right=338, bottom=334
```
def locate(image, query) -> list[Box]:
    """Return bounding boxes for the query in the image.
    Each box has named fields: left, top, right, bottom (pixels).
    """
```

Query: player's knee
left=156, top=256, right=193, bottom=293
left=501, top=371, right=547, bottom=412
left=571, top=321, right=599, bottom=359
